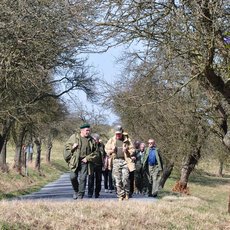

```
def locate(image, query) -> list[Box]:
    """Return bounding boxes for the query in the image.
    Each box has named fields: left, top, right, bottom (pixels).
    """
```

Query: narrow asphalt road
left=17, top=172, right=157, bottom=202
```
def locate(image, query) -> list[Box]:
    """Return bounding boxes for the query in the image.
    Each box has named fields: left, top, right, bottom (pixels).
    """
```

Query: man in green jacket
left=142, top=139, right=163, bottom=197
left=64, top=123, right=97, bottom=199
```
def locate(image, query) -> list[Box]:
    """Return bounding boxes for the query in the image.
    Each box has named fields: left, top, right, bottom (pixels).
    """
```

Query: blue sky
left=72, top=46, right=124, bottom=124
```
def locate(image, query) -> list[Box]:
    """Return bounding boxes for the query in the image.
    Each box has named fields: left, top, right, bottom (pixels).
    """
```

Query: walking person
left=102, top=153, right=114, bottom=193
left=87, top=133, right=104, bottom=198
left=142, top=139, right=163, bottom=197
left=129, top=140, right=140, bottom=198
left=105, top=125, right=135, bottom=201
left=64, top=123, right=97, bottom=199
left=134, top=142, right=146, bottom=194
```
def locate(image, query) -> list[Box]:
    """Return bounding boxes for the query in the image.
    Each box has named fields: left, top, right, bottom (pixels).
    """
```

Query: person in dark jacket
left=87, top=133, right=105, bottom=198
left=64, top=123, right=97, bottom=199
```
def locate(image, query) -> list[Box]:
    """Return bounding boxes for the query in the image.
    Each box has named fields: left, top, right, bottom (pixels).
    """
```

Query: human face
left=115, top=133, right=123, bottom=140
left=140, top=143, right=145, bottom=151
left=81, top=128, right=91, bottom=137
left=148, top=139, right=155, bottom=147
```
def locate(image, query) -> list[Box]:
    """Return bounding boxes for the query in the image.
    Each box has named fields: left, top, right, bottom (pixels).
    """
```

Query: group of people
left=64, top=123, right=163, bottom=201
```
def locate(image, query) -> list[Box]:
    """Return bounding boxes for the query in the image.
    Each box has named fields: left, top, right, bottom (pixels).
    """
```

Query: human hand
left=123, top=146, right=128, bottom=152
left=131, top=156, right=136, bottom=161
left=82, top=158, right=87, bottom=163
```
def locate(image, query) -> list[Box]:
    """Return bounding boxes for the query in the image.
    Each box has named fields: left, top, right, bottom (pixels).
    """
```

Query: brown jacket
left=105, top=133, right=135, bottom=172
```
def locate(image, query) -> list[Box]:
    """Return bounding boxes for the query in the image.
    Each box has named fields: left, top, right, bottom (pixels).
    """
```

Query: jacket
left=105, top=134, right=135, bottom=172
left=64, top=132, right=97, bottom=174
left=142, top=147, right=163, bottom=171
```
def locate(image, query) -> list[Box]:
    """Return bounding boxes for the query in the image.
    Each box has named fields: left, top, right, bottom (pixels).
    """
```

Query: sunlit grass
left=0, top=141, right=68, bottom=199
left=0, top=198, right=229, bottom=230
left=0, top=141, right=229, bottom=229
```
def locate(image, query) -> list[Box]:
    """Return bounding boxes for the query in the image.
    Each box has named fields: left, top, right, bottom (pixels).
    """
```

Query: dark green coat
left=64, top=132, right=97, bottom=174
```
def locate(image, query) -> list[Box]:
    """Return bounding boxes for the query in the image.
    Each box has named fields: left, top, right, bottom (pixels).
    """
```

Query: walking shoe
left=105, top=189, right=108, bottom=193
left=109, top=190, right=113, bottom=193
left=73, top=192, right=78, bottom=200
left=118, top=197, right=124, bottom=201
left=125, top=194, right=129, bottom=200
left=95, top=194, right=99, bottom=198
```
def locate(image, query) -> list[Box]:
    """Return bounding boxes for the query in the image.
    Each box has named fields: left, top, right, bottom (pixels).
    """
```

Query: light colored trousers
left=113, top=159, right=130, bottom=198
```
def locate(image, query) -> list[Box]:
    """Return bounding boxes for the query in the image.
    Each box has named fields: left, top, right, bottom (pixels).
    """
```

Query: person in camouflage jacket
left=105, top=125, right=135, bottom=201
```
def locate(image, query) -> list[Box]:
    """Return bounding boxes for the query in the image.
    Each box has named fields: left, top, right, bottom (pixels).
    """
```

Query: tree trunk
left=223, top=131, right=230, bottom=150
left=0, top=135, right=4, bottom=154
left=34, top=138, right=42, bottom=172
left=14, top=125, right=26, bottom=174
left=0, top=140, right=8, bottom=172
left=216, top=104, right=230, bottom=151
left=21, top=145, right=26, bottom=168
left=218, top=159, right=224, bottom=177
left=45, top=136, right=52, bottom=164
left=0, top=119, right=13, bottom=172
left=172, top=147, right=201, bottom=194
left=159, top=161, right=174, bottom=189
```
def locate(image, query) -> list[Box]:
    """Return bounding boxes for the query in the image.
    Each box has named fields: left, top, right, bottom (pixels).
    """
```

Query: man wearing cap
left=105, top=125, right=135, bottom=201
left=64, top=123, right=97, bottom=199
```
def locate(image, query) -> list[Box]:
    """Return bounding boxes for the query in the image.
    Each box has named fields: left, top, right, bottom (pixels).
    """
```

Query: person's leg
left=122, top=161, right=130, bottom=199
left=142, top=168, right=149, bottom=195
left=78, top=162, right=88, bottom=198
left=87, top=173, right=94, bottom=198
left=134, top=168, right=142, bottom=193
left=129, top=171, right=135, bottom=197
left=151, top=166, right=160, bottom=197
left=95, top=166, right=102, bottom=198
left=113, top=159, right=124, bottom=199
left=103, top=170, right=109, bottom=191
left=148, top=166, right=154, bottom=196
left=108, top=170, right=114, bottom=190
left=70, top=171, right=79, bottom=199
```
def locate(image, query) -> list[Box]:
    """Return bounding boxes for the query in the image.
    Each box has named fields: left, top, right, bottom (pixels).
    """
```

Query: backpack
left=63, top=133, right=81, bottom=164
left=63, top=148, right=73, bottom=163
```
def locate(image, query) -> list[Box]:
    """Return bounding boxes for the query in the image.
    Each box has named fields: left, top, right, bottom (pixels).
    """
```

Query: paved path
left=17, top=172, right=157, bottom=202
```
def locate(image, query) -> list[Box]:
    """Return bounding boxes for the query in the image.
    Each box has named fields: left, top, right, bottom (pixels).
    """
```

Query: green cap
left=80, top=123, right=90, bottom=129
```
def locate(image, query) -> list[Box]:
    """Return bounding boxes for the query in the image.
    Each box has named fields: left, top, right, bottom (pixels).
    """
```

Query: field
left=0, top=141, right=229, bottom=229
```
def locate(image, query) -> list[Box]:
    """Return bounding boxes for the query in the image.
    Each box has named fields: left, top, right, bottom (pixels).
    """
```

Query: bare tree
left=0, top=0, right=100, bottom=171
left=94, top=0, right=230, bottom=148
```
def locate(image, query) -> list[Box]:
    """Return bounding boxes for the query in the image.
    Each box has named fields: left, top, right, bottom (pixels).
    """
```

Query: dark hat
left=80, top=123, right=90, bottom=129
left=115, top=125, right=123, bottom=134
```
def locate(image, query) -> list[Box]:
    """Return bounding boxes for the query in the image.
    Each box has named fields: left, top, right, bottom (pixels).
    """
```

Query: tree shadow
left=51, top=162, right=68, bottom=173
left=188, top=169, right=230, bottom=187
